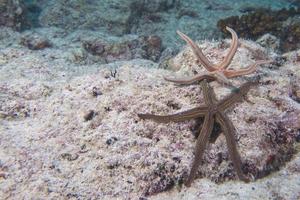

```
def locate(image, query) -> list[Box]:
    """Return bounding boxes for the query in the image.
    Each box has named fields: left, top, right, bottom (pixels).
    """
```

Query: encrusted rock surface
left=0, top=27, right=163, bottom=66
left=0, top=0, right=25, bottom=30
left=0, top=28, right=300, bottom=199
left=256, top=33, right=280, bottom=51
left=217, top=7, right=300, bottom=52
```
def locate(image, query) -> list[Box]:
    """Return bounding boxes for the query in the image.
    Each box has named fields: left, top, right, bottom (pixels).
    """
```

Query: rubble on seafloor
left=217, top=7, right=300, bottom=52
left=0, top=27, right=300, bottom=199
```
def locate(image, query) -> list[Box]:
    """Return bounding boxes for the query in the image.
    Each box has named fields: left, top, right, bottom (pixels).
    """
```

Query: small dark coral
left=142, top=35, right=163, bottom=62
left=20, top=33, right=52, bottom=50
left=142, top=162, right=185, bottom=196
left=83, top=40, right=106, bottom=56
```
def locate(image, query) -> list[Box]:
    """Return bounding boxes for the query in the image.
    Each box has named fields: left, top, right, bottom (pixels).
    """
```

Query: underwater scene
left=1, top=0, right=300, bottom=199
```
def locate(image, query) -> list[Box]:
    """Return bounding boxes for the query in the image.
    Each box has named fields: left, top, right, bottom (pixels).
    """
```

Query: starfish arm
left=215, top=111, right=250, bottom=182
left=163, top=73, right=216, bottom=85
left=138, top=106, right=208, bottom=123
left=218, top=27, right=239, bottom=69
left=192, top=119, right=223, bottom=143
left=177, top=30, right=218, bottom=72
left=217, top=81, right=257, bottom=111
left=224, top=60, right=272, bottom=78
left=201, top=79, right=218, bottom=106
left=185, top=113, right=214, bottom=187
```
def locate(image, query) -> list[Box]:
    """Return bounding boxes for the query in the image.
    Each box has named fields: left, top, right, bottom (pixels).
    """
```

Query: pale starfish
left=165, top=27, right=271, bottom=85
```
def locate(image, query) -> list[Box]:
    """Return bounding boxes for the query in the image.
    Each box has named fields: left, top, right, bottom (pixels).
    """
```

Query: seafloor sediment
left=2, top=0, right=293, bottom=48
left=0, top=27, right=299, bottom=199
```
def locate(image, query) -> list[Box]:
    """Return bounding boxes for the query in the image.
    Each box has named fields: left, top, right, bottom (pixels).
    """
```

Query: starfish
left=138, top=80, right=255, bottom=186
left=164, top=27, right=271, bottom=85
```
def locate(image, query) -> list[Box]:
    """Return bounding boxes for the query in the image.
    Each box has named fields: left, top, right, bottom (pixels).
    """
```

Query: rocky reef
left=0, top=0, right=300, bottom=199
left=0, top=27, right=299, bottom=199
left=217, top=7, right=300, bottom=52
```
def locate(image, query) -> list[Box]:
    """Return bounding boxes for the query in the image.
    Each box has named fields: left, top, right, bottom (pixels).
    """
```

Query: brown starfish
left=164, top=27, right=271, bottom=85
left=138, top=80, right=255, bottom=186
